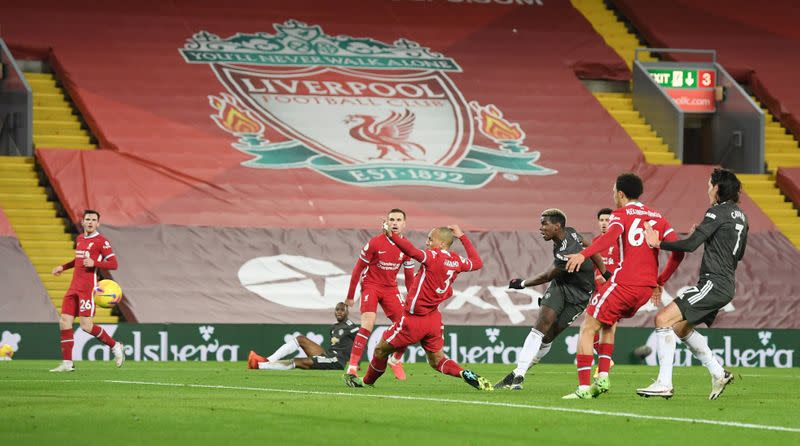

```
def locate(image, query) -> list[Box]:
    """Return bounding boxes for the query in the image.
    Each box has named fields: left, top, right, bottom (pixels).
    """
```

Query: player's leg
left=594, top=322, right=616, bottom=385
left=248, top=334, right=315, bottom=369
left=672, top=292, right=733, bottom=400
left=380, top=291, right=408, bottom=380
left=51, top=294, right=77, bottom=372
left=256, top=359, right=301, bottom=370
left=563, top=313, right=602, bottom=399
left=346, top=288, right=378, bottom=376
left=298, top=352, right=345, bottom=371
left=297, top=335, right=326, bottom=357
left=425, top=349, right=492, bottom=391
left=77, top=291, right=124, bottom=367
left=361, top=339, right=396, bottom=386
left=421, top=316, right=492, bottom=391
left=638, top=301, right=683, bottom=398
left=495, top=302, right=558, bottom=390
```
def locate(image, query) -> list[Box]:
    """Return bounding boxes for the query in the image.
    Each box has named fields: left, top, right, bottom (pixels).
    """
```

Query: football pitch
left=1, top=361, right=798, bottom=445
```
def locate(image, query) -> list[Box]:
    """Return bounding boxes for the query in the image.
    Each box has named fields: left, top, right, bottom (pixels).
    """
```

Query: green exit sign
left=647, top=69, right=716, bottom=89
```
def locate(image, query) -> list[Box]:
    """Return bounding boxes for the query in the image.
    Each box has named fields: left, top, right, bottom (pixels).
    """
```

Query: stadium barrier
left=1, top=323, right=796, bottom=368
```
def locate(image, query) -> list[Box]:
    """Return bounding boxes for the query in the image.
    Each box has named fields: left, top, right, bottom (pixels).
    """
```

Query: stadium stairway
left=571, top=1, right=680, bottom=165
left=27, top=72, right=96, bottom=150
left=737, top=98, right=800, bottom=250
left=570, top=0, right=658, bottom=71
left=593, top=92, right=681, bottom=165
left=0, top=73, right=117, bottom=322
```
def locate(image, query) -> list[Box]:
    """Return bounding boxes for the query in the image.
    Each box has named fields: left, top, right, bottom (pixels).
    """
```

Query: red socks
left=346, top=327, right=371, bottom=374
left=577, top=354, right=593, bottom=386
left=593, top=332, right=600, bottom=353
left=60, top=329, right=74, bottom=361
left=363, top=355, right=388, bottom=385
left=89, top=325, right=116, bottom=347
left=597, top=343, right=614, bottom=374
left=436, top=357, right=463, bottom=378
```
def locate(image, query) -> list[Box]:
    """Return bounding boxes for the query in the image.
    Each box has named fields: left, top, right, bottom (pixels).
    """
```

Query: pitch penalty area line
left=106, top=379, right=800, bottom=434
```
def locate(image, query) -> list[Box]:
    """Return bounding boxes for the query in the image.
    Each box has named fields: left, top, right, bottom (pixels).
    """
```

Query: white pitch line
left=106, top=379, right=800, bottom=434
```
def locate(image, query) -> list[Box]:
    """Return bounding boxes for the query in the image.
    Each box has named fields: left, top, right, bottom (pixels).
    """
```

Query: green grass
left=1, top=361, right=798, bottom=445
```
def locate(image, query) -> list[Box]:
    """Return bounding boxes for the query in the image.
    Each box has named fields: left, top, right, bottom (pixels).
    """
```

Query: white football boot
left=112, top=342, right=125, bottom=367
left=709, top=371, right=733, bottom=400
left=636, top=381, right=674, bottom=399
left=49, top=360, right=75, bottom=372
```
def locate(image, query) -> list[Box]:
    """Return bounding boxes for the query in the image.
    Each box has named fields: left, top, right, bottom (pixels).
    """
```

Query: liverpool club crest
left=180, top=20, right=556, bottom=188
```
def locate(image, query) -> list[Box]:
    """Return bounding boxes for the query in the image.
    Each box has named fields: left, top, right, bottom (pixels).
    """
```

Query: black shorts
left=310, top=350, right=347, bottom=370
left=541, top=285, right=588, bottom=332
left=675, top=279, right=732, bottom=327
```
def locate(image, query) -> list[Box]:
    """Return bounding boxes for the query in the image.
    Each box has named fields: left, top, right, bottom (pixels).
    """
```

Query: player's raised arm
left=389, top=230, right=426, bottom=263
left=402, top=257, right=416, bottom=287
left=452, top=227, right=483, bottom=271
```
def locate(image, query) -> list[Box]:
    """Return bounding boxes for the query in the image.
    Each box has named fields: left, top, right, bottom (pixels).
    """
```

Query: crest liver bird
left=345, top=109, right=427, bottom=161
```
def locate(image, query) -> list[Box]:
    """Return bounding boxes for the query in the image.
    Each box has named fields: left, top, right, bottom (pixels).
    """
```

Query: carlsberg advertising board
left=0, top=324, right=796, bottom=367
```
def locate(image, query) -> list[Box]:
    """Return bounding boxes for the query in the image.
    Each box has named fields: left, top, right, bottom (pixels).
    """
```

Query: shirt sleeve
left=390, top=232, right=427, bottom=264
left=581, top=223, right=624, bottom=258
left=94, top=238, right=118, bottom=270
left=346, top=239, right=374, bottom=300
left=693, top=208, right=723, bottom=238
left=458, top=235, right=483, bottom=272
left=660, top=209, right=718, bottom=253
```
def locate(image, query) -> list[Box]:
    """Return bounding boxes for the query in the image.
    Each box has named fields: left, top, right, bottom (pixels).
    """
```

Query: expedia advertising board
left=1, top=324, right=795, bottom=368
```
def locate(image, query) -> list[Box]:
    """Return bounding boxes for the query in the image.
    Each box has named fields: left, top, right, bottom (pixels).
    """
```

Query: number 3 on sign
left=698, top=70, right=715, bottom=88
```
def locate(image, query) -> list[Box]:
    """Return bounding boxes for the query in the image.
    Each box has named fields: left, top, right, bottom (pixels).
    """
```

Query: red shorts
left=61, top=289, right=96, bottom=318
left=383, top=311, right=444, bottom=353
left=587, top=282, right=654, bottom=325
left=360, top=286, right=405, bottom=323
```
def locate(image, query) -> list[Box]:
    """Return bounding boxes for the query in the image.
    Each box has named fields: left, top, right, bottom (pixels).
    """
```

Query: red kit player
left=346, top=223, right=492, bottom=391
left=563, top=174, right=684, bottom=399
left=49, top=210, right=124, bottom=372
left=592, top=207, right=620, bottom=375
left=343, top=209, right=415, bottom=382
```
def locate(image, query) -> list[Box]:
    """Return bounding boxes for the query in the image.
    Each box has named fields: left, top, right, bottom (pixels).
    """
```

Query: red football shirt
left=593, top=234, right=621, bottom=289
left=61, top=231, right=118, bottom=292
left=390, top=232, right=483, bottom=316
left=582, top=202, right=675, bottom=287
left=346, top=234, right=415, bottom=300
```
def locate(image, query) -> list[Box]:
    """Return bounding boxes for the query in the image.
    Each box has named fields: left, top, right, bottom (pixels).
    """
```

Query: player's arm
left=93, top=255, right=118, bottom=270
left=646, top=211, right=719, bottom=252
left=657, top=231, right=685, bottom=286
left=579, top=235, right=611, bottom=281
left=345, top=258, right=369, bottom=306
left=346, top=242, right=373, bottom=305
left=52, top=259, right=75, bottom=276
left=389, top=232, right=427, bottom=263
left=449, top=225, right=483, bottom=271
left=509, top=267, right=562, bottom=289
left=402, top=256, right=415, bottom=288
left=566, top=223, right=623, bottom=272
